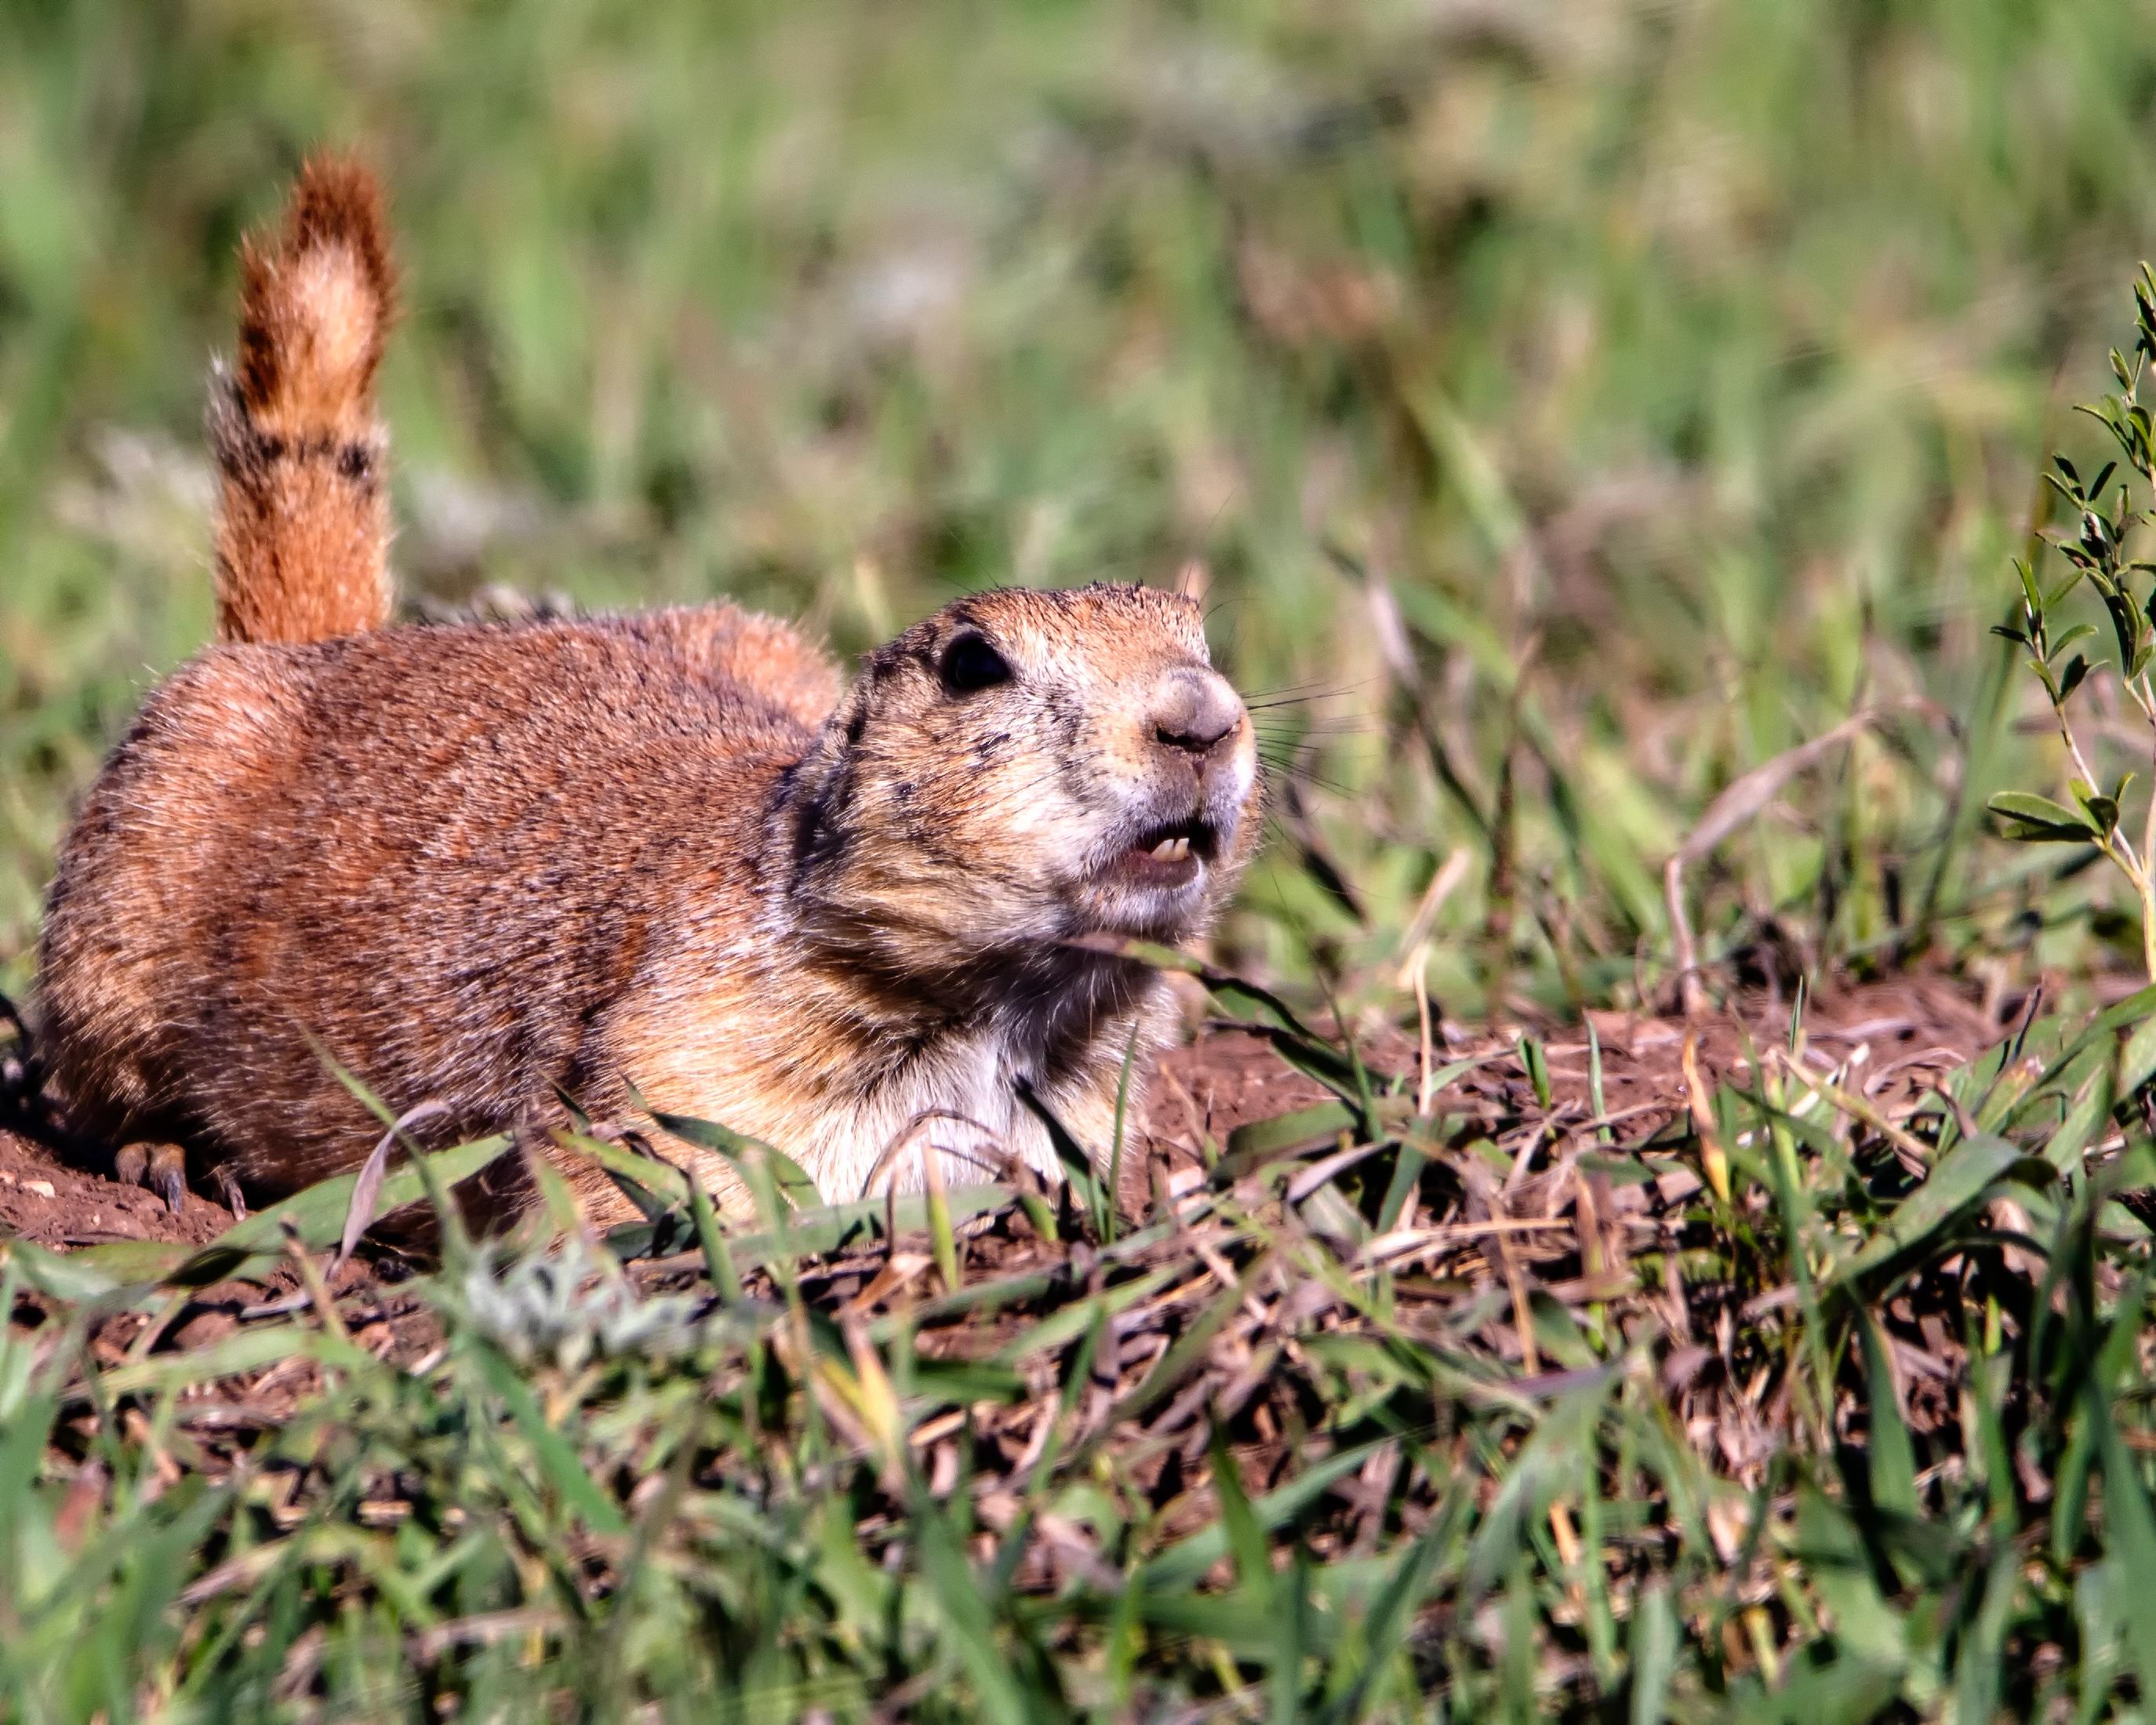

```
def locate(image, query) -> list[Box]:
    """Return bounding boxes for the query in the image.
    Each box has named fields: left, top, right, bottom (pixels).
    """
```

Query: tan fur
left=39, top=591, right=1257, bottom=1221
left=210, top=155, right=398, bottom=646
left=38, top=162, right=1260, bottom=1225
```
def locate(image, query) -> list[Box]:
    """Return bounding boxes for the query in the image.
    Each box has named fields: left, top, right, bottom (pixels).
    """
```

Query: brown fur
left=37, top=162, right=1261, bottom=1224
left=39, top=591, right=1256, bottom=1221
left=210, top=155, right=398, bottom=646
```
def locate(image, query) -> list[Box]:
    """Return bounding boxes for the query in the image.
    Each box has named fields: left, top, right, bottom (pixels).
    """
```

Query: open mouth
left=1108, top=818, right=1218, bottom=889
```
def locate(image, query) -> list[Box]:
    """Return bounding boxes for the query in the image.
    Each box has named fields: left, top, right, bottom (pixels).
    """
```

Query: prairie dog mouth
left=1107, top=819, right=1219, bottom=890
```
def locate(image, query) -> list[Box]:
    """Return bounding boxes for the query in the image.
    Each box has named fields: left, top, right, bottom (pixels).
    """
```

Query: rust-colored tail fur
left=208, top=155, right=398, bottom=645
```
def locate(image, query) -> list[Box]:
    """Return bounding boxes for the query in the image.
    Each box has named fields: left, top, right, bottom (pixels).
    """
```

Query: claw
left=214, top=1169, right=248, bottom=1220
left=136, top=1143, right=189, bottom=1215
left=115, top=1141, right=194, bottom=1214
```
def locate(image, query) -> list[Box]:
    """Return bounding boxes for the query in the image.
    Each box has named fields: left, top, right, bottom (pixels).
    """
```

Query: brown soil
left=2, top=968, right=2031, bottom=1491
left=2, top=969, right=2009, bottom=1261
left=1137, top=968, right=2003, bottom=1175
left=0, top=1130, right=233, bottom=1250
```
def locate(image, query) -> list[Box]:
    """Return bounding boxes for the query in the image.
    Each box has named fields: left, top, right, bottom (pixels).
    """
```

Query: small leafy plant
left=1991, top=263, right=2156, bottom=979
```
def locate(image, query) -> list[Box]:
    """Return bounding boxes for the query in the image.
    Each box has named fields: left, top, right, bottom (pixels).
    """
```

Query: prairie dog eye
left=939, top=632, right=1013, bottom=694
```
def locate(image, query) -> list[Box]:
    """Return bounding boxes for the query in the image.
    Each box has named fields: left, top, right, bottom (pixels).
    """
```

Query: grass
left=13, top=0, right=2156, bottom=1715
left=9, top=0, right=2156, bottom=1006
left=10, top=973, right=2156, bottom=1717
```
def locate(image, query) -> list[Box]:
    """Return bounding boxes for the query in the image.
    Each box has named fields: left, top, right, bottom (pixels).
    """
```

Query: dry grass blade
left=335, top=1097, right=449, bottom=1272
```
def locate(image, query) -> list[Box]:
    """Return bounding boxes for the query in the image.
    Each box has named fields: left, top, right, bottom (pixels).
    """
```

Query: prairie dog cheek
left=960, top=755, right=1096, bottom=850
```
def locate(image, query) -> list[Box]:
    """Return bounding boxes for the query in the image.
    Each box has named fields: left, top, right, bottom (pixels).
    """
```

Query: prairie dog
left=35, top=160, right=1260, bottom=1222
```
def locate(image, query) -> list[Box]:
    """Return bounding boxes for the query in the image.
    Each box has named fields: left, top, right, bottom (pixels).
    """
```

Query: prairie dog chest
left=614, top=995, right=1060, bottom=1203
left=834, top=1029, right=1052, bottom=1193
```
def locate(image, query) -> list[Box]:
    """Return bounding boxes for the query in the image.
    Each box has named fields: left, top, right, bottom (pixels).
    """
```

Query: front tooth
left=1171, top=836, right=1191, bottom=861
left=1150, top=837, right=1179, bottom=861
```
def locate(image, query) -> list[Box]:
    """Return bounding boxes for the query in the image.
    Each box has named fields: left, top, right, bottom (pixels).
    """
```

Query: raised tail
left=207, top=155, right=398, bottom=645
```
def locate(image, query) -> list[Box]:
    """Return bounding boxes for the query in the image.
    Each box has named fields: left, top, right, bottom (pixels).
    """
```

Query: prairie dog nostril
left=1149, top=668, right=1244, bottom=755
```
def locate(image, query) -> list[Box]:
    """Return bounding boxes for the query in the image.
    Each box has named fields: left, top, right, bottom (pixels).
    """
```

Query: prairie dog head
left=785, top=584, right=1260, bottom=976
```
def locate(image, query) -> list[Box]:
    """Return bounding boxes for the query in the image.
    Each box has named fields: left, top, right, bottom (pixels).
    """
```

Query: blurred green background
left=7, top=0, right=2156, bottom=1011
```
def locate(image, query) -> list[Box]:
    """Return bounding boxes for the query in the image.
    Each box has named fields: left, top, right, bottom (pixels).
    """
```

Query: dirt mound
left=0, top=1128, right=231, bottom=1249
left=1142, top=970, right=2004, bottom=1166
left=1, top=971, right=2011, bottom=1262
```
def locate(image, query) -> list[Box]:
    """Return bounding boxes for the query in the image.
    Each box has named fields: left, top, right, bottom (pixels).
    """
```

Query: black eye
left=939, top=632, right=1012, bottom=694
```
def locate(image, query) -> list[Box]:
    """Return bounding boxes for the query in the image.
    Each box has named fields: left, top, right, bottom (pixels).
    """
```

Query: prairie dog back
left=39, top=609, right=837, bottom=1200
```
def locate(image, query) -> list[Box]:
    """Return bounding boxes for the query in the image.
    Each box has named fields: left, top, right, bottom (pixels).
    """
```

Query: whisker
left=1255, top=802, right=1368, bottom=923
left=1202, top=484, right=1243, bottom=542
left=1255, top=731, right=1376, bottom=756
left=1259, top=765, right=1363, bottom=794
left=1252, top=719, right=1376, bottom=739
left=1239, top=677, right=1374, bottom=708
left=1258, top=759, right=1361, bottom=800
left=1242, top=690, right=1371, bottom=711
left=1241, top=681, right=1335, bottom=702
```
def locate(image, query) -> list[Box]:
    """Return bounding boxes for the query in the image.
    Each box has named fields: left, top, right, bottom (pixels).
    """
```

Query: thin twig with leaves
left=1991, top=264, right=2156, bottom=980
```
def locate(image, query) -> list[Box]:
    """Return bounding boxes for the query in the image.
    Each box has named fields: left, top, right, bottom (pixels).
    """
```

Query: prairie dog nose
left=1149, top=667, right=1245, bottom=758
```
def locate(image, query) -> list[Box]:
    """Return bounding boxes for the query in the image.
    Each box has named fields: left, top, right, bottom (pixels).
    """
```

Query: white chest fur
left=810, top=1029, right=1062, bottom=1199
left=634, top=1018, right=1075, bottom=1206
